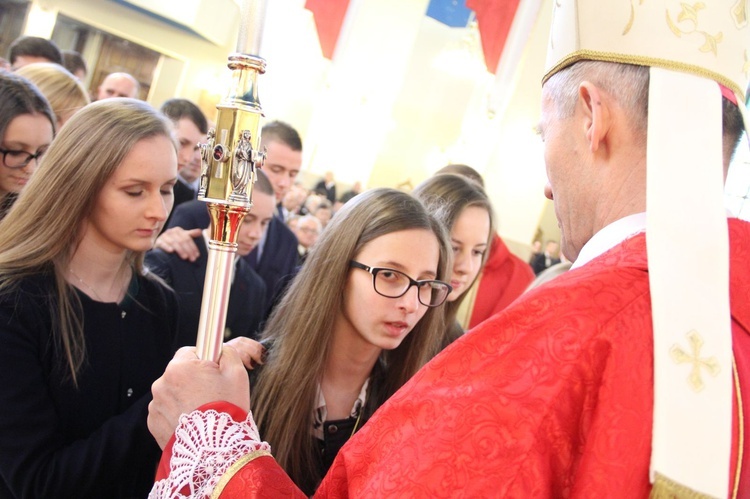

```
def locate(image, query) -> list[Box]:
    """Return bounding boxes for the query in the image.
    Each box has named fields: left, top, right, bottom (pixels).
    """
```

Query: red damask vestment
left=156, top=219, right=750, bottom=498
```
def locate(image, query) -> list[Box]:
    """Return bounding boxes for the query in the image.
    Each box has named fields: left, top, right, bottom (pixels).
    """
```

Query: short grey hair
left=544, top=61, right=649, bottom=133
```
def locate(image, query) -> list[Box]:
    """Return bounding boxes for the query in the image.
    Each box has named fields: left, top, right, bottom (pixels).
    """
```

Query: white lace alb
left=149, top=409, right=270, bottom=499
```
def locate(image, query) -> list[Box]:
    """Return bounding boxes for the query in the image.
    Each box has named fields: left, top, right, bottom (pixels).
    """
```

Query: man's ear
left=578, top=81, right=611, bottom=153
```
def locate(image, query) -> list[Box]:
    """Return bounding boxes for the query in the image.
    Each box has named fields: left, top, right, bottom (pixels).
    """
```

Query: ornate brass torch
left=195, top=0, right=267, bottom=362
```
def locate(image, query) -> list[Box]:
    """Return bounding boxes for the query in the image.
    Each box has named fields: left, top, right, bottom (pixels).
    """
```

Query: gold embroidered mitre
left=543, top=0, right=749, bottom=106
left=542, top=1, right=749, bottom=498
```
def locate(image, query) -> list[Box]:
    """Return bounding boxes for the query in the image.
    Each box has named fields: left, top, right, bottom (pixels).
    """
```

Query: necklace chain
left=69, top=267, right=127, bottom=302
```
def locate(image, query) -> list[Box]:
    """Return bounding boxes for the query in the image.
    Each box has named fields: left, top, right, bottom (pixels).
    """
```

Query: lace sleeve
left=149, top=409, right=271, bottom=499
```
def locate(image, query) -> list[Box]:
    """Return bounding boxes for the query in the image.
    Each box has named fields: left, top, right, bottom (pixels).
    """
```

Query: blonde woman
left=15, top=62, right=90, bottom=129
left=0, top=99, right=179, bottom=498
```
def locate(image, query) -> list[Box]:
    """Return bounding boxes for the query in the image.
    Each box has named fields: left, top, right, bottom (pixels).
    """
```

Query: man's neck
left=572, top=212, right=647, bottom=269
left=177, top=174, right=198, bottom=189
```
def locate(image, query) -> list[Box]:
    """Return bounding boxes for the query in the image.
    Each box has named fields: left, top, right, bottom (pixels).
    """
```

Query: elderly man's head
left=96, top=72, right=140, bottom=100
left=293, top=215, right=322, bottom=250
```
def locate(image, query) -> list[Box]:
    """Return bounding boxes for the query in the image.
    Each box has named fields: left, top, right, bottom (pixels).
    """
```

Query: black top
left=250, top=342, right=386, bottom=496
left=0, top=193, right=18, bottom=222
left=145, top=236, right=267, bottom=346
left=0, top=271, right=178, bottom=498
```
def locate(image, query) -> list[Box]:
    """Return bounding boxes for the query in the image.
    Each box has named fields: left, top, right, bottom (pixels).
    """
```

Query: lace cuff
left=149, top=408, right=271, bottom=499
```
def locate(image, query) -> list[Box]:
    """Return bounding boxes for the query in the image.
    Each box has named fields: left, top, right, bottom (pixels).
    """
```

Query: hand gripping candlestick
left=195, top=0, right=267, bottom=362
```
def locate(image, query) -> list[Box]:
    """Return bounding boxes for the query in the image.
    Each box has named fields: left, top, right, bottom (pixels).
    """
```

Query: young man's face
left=174, top=118, right=204, bottom=183
left=262, top=140, right=302, bottom=201
left=237, top=190, right=276, bottom=256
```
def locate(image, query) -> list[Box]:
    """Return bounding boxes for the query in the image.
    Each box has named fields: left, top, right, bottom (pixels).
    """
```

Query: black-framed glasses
left=349, top=260, right=452, bottom=307
left=0, top=147, right=47, bottom=169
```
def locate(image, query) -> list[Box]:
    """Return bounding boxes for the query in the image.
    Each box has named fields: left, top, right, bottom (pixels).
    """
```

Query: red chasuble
left=155, top=220, right=750, bottom=498
left=316, top=219, right=750, bottom=497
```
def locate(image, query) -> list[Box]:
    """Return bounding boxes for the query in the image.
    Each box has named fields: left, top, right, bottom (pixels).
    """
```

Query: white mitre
left=543, top=2, right=749, bottom=498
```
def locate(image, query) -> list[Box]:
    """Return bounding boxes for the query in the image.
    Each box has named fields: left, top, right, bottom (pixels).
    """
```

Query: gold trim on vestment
left=211, top=449, right=272, bottom=499
left=650, top=472, right=714, bottom=498
left=542, top=50, right=745, bottom=98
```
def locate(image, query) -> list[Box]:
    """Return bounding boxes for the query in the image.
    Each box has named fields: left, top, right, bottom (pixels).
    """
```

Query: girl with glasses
left=413, top=173, right=495, bottom=349
left=0, top=99, right=179, bottom=498
left=0, top=71, right=55, bottom=220
left=148, top=188, right=452, bottom=496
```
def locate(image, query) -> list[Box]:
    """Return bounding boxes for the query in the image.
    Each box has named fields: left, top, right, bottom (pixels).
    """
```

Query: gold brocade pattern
left=669, top=330, right=721, bottom=392
left=542, top=50, right=745, bottom=97
left=624, top=0, right=647, bottom=35
left=732, top=0, right=748, bottom=28
left=211, top=449, right=272, bottom=499
left=664, top=3, right=723, bottom=56
left=622, top=2, right=726, bottom=57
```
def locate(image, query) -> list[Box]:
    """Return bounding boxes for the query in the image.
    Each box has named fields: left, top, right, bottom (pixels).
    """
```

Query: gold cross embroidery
left=669, top=330, right=721, bottom=392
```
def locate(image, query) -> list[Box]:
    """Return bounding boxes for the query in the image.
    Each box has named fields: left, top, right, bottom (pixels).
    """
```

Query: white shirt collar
left=571, top=212, right=647, bottom=269
left=177, top=174, right=200, bottom=190
left=313, top=379, right=369, bottom=440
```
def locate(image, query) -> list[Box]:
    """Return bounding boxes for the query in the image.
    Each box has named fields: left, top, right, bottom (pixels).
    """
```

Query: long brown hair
left=253, top=188, right=451, bottom=490
left=0, top=98, right=173, bottom=385
left=0, top=70, right=55, bottom=208
left=413, top=173, right=495, bottom=334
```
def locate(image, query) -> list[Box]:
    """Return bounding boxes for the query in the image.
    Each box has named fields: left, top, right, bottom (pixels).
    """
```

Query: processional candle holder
left=195, top=0, right=267, bottom=362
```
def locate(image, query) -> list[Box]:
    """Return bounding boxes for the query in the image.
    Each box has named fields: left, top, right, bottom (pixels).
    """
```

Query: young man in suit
left=259, top=121, right=303, bottom=220
left=160, top=99, right=208, bottom=226
left=154, top=121, right=302, bottom=309
left=145, top=170, right=276, bottom=346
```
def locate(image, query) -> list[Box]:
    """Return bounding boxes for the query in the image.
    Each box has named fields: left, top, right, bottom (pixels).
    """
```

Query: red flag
left=305, top=0, right=350, bottom=60
left=466, top=0, right=521, bottom=74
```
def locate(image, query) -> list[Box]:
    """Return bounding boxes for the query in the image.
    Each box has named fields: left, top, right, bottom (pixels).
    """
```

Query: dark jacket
left=167, top=199, right=299, bottom=315
left=0, top=272, right=178, bottom=498
left=145, top=236, right=267, bottom=346
left=162, top=180, right=196, bottom=234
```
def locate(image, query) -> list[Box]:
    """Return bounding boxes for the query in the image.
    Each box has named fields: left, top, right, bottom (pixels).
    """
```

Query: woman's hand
left=148, top=346, right=250, bottom=449
left=225, top=336, right=266, bottom=370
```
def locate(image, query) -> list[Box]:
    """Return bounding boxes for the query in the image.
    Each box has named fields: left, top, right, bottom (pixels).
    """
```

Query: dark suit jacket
left=314, top=180, right=336, bottom=204
left=167, top=200, right=298, bottom=314
left=530, top=253, right=562, bottom=276
left=163, top=180, right=196, bottom=234
left=145, top=236, right=267, bottom=347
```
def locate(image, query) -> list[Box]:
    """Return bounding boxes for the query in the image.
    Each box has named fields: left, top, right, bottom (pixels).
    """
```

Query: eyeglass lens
left=1, top=149, right=45, bottom=168
left=373, top=269, right=449, bottom=306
